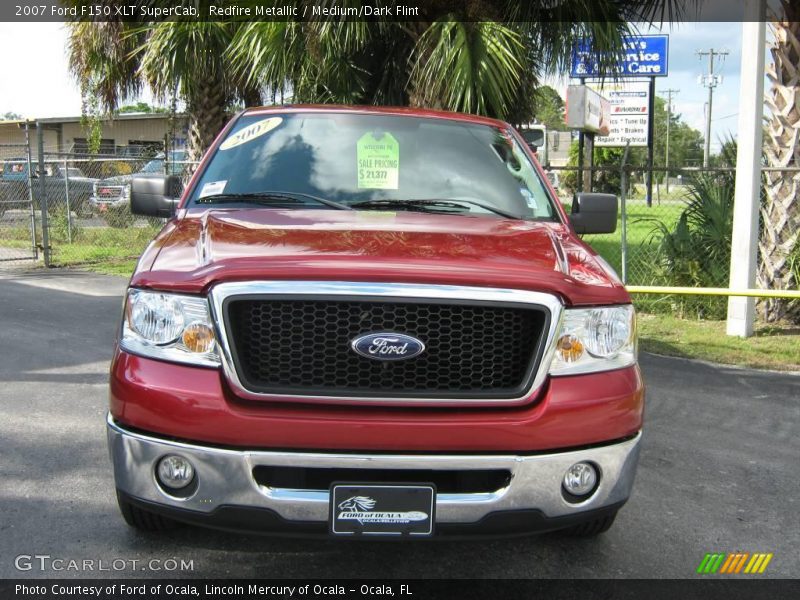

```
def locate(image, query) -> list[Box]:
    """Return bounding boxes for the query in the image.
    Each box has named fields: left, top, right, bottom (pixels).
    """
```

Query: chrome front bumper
left=107, top=415, right=641, bottom=527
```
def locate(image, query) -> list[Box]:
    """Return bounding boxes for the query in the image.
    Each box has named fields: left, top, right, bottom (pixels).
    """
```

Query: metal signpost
left=566, top=85, right=611, bottom=192
left=36, top=122, right=51, bottom=266
left=570, top=35, right=669, bottom=207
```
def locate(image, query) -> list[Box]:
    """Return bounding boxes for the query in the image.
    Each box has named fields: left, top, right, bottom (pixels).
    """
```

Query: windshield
left=521, top=129, right=545, bottom=148
left=143, top=151, right=186, bottom=175
left=188, top=112, right=559, bottom=220
left=142, top=159, right=164, bottom=174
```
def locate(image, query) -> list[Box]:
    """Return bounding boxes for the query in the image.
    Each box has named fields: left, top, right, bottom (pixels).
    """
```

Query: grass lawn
left=638, top=312, right=800, bottom=372
left=1, top=222, right=154, bottom=276
left=74, top=258, right=139, bottom=276
left=582, top=198, right=684, bottom=285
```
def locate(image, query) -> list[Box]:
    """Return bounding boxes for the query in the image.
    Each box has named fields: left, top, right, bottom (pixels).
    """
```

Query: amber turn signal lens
left=182, top=323, right=216, bottom=353
left=556, top=334, right=584, bottom=363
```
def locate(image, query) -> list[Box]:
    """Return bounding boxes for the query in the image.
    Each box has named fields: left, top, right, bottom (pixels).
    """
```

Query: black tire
left=116, top=492, right=181, bottom=532
left=74, top=199, right=94, bottom=219
left=560, top=511, right=617, bottom=537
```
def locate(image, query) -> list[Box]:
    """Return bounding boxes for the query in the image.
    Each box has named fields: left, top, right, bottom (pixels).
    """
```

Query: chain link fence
left=3, top=133, right=798, bottom=322
left=0, top=144, right=38, bottom=262
left=38, top=153, right=198, bottom=270
left=548, top=163, right=800, bottom=319
left=0, top=136, right=198, bottom=272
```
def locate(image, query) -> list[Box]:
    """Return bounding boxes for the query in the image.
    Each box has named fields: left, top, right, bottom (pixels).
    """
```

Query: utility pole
left=697, top=49, right=729, bottom=168
left=661, top=88, right=680, bottom=192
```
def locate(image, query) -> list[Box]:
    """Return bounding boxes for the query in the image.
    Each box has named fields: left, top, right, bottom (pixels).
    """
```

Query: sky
left=544, top=20, right=746, bottom=152
left=642, top=20, right=745, bottom=151
left=0, top=20, right=752, bottom=153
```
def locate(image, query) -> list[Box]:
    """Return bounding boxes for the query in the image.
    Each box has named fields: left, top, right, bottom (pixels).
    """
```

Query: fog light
left=563, top=462, right=597, bottom=497
left=156, top=455, right=195, bottom=490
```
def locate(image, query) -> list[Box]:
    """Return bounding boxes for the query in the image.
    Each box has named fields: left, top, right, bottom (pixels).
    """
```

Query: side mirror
left=130, top=174, right=183, bottom=217
left=570, top=192, right=618, bottom=234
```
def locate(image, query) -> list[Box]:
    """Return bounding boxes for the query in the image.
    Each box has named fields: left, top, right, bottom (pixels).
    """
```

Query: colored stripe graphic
left=711, top=554, right=726, bottom=573
left=719, top=554, right=736, bottom=573
left=697, top=553, right=726, bottom=574
left=745, top=554, right=762, bottom=573
left=733, top=553, right=750, bottom=573
left=696, top=554, right=713, bottom=574
left=757, top=553, right=773, bottom=573
left=699, top=552, right=773, bottom=575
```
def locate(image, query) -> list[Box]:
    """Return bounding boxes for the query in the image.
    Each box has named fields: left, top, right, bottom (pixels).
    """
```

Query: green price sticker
left=357, top=132, right=399, bottom=189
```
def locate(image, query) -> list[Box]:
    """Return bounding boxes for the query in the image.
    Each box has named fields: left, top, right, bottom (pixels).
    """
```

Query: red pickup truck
left=108, top=105, right=642, bottom=538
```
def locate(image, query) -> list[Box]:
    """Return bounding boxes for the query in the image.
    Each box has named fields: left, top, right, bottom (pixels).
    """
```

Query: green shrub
left=641, top=170, right=734, bottom=319
left=102, top=204, right=134, bottom=228
left=46, top=205, right=82, bottom=243
left=788, top=238, right=800, bottom=319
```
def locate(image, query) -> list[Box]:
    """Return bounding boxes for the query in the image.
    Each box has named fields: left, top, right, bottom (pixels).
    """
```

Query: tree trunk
left=186, top=76, right=230, bottom=164
left=241, top=85, right=263, bottom=109
left=759, top=6, right=800, bottom=322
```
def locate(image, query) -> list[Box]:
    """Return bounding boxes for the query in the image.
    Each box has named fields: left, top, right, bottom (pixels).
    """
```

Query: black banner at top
left=0, top=0, right=782, bottom=23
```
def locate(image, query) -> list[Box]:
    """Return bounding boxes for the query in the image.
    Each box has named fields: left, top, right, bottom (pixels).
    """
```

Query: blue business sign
left=571, top=35, right=669, bottom=78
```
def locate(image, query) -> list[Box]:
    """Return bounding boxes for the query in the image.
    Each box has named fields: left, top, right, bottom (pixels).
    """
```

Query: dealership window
left=72, top=137, right=115, bottom=155
left=127, top=140, right=164, bottom=156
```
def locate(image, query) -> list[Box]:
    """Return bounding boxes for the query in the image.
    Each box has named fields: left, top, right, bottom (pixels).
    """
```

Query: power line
left=697, top=48, right=730, bottom=167
left=660, top=88, right=680, bottom=191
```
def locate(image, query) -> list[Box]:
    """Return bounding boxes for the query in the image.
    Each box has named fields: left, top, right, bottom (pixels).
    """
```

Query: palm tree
left=227, top=1, right=689, bottom=123
left=759, top=1, right=800, bottom=322
left=68, top=1, right=689, bottom=159
left=66, top=5, right=261, bottom=161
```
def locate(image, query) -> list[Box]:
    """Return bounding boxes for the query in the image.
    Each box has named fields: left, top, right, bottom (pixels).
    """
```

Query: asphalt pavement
left=0, top=268, right=798, bottom=579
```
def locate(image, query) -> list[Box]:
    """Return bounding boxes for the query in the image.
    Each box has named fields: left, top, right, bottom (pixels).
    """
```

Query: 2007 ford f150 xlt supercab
left=108, top=105, right=642, bottom=538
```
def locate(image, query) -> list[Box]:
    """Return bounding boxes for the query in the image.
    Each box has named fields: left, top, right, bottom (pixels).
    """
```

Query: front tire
left=116, top=492, right=181, bottom=532
left=560, top=511, right=617, bottom=537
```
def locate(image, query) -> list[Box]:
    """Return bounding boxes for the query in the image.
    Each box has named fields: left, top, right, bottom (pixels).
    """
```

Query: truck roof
left=243, top=104, right=511, bottom=130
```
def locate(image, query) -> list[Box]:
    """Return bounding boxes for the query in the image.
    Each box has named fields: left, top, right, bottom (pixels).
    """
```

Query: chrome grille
left=209, top=280, right=564, bottom=407
left=224, top=298, right=547, bottom=399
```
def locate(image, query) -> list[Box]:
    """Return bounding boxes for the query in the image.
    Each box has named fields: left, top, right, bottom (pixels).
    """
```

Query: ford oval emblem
left=351, top=332, right=426, bottom=361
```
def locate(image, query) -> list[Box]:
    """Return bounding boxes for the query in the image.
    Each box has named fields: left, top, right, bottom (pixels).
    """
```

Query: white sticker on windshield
left=199, top=180, right=227, bottom=198
left=520, top=188, right=537, bottom=210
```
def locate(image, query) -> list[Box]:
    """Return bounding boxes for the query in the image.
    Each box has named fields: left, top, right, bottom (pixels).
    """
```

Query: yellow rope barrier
left=625, top=286, right=800, bottom=299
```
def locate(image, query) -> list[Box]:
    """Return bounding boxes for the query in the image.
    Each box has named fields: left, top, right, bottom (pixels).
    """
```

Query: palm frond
left=411, top=21, right=524, bottom=118
left=137, top=21, right=233, bottom=100
left=67, top=20, right=143, bottom=110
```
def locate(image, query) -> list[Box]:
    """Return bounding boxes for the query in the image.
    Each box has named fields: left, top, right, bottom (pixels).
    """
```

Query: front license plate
left=330, top=484, right=435, bottom=537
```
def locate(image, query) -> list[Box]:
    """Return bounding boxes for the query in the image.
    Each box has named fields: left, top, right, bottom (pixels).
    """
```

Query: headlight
left=128, top=292, right=185, bottom=344
left=121, top=289, right=219, bottom=367
left=549, top=305, right=636, bottom=375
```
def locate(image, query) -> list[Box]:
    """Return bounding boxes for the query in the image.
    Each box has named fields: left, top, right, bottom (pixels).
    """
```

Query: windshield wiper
left=197, top=191, right=353, bottom=211
left=350, top=198, right=524, bottom=220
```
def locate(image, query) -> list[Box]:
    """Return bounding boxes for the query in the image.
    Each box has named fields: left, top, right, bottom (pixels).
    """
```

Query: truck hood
left=132, top=208, right=628, bottom=306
